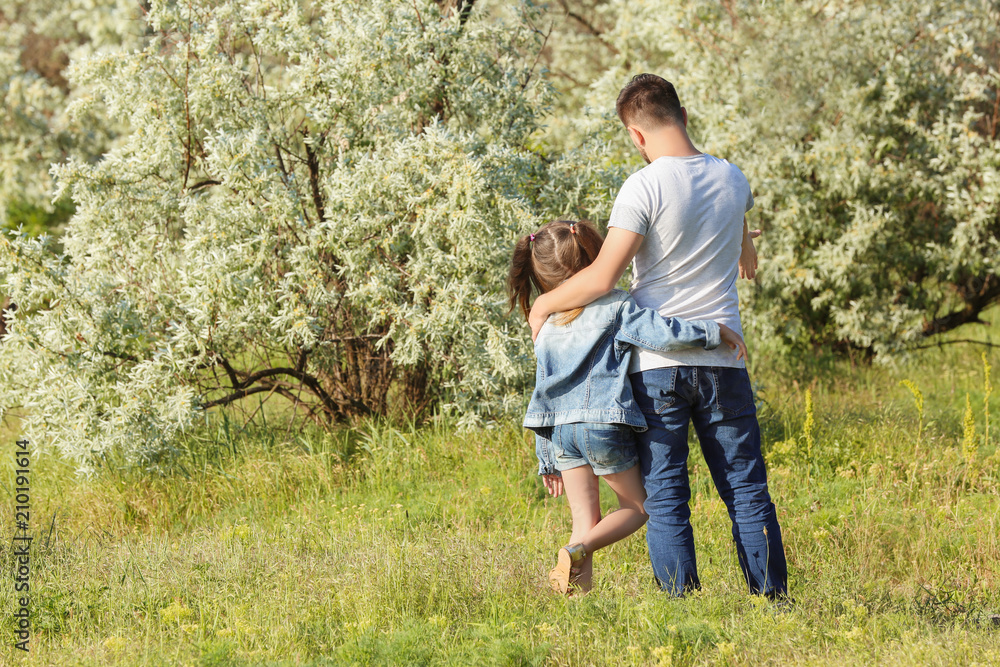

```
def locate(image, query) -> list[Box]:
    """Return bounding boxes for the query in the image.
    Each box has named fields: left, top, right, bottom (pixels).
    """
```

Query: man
left=529, top=73, right=788, bottom=598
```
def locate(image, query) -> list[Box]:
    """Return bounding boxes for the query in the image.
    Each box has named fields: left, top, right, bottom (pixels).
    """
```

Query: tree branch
left=201, top=385, right=272, bottom=409
left=910, top=338, right=1000, bottom=351
left=921, top=275, right=1000, bottom=337
left=557, top=0, right=619, bottom=55
left=302, top=130, right=326, bottom=223
left=187, top=179, right=220, bottom=192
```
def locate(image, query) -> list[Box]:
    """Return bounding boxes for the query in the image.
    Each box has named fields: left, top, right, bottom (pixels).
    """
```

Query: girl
left=508, top=220, right=746, bottom=594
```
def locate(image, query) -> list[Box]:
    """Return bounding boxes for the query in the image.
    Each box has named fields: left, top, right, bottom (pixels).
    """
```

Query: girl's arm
left=615, top=298, right=748, bottom=360
left=535, top=432, right=562, bottom=497
left=528, top=227, right=645, bottom=340
left=614, top=296, right=721, bottom=353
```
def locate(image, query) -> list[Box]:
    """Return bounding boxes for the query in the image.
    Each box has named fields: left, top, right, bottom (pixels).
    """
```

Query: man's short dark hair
left=615, top=73, right=684, bottom=129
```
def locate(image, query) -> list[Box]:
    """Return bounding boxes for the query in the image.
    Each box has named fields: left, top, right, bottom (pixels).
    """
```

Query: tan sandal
left=548, top=543, right=587, bottom=594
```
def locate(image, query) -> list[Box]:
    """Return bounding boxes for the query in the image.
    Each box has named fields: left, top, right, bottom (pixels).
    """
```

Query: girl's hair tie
left=569, top=222, right=577, bottom=234
left=529, top=233, right=535, bottom=243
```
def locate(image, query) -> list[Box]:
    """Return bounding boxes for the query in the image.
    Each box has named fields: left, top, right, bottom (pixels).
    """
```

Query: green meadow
left=2, top=318, right=999, bottom=666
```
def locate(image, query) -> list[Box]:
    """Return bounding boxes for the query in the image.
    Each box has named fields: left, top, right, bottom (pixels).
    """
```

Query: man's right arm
left=527, top=226, right=645, bottom=340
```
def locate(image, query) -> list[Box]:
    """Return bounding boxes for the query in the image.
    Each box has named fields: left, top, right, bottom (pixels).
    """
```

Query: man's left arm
left=739, top=216, right=762, bottom=280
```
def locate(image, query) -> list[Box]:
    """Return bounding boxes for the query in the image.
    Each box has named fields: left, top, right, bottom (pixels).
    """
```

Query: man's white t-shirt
left=608, top=153, right=754, bottom=372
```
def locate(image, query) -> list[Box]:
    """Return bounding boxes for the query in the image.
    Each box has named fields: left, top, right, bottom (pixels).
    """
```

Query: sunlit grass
left=1, top=328, right=999, bottom=665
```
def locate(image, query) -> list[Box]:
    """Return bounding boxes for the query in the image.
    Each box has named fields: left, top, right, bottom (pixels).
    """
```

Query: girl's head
left=507, top=220, right=604, bottom=323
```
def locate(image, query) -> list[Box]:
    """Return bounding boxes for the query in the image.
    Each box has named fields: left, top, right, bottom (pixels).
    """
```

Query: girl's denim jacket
left=524, top=289, right=720, bottom=476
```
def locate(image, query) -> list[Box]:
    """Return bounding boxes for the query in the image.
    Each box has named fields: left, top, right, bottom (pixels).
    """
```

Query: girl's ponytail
left=507, top=219, right=606, bottom=325
left=572, top=221, right=604, bottom=266
left=507, top=233, right=536, bottom=321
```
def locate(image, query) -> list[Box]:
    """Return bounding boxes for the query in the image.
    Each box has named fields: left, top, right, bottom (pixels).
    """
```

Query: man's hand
left=739, top=227, right=762, bottom=280
left=718, top=323, right=748, bottom=362
left=542, top=473, right=564, bottom=497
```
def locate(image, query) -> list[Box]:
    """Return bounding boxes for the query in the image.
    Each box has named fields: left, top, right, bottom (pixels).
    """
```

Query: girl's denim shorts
left=550, top=422, right=638, bottom=476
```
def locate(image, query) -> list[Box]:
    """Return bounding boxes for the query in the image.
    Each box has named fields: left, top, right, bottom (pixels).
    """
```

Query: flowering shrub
left=543, top=0, right=1000, bottom=357
left=0, top=0, right=621, bottom=472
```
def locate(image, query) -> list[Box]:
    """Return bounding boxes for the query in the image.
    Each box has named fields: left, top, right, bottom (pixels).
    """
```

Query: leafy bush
left=0, top=0, right=621, bottom=473
left=543, top=0, right=1000, bottom=357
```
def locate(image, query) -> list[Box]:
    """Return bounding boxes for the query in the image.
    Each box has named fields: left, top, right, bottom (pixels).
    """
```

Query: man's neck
left=644, top=127, right=701, bottom=162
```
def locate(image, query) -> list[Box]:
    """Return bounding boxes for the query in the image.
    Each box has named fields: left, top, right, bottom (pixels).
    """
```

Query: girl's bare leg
left=580, top=464, right=648, bottom=554
left=555, top=464, right=648, bottom=592
left=559, top=465, right=601, bottom=591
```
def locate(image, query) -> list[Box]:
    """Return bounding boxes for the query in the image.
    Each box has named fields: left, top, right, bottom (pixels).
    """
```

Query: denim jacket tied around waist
left=524, top=289, right=720, bottom=476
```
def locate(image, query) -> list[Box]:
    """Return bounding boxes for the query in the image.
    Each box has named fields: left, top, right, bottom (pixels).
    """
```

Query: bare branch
left=302, top=130, right=327, bottom=223
left=201, top=385, right=272, bottom=409
left=557, top=0, right=619, bottom=55
left=910, top=338, right=1000, bottom=351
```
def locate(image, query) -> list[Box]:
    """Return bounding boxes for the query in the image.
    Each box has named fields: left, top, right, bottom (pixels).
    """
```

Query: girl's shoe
left=548, top=543, right=587, bottom=594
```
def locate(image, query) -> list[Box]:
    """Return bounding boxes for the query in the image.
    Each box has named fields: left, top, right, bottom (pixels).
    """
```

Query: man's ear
left=681, top=107, right=688, bottom=127
left=627, top=125, right=645, bottom=147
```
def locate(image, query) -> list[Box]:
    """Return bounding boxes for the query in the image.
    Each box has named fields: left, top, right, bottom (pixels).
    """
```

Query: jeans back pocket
left=632, top=367, right=678, bottom=415
left=711, top=368, right=755, bottom=416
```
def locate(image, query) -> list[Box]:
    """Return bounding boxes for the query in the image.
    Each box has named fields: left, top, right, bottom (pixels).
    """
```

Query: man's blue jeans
left=631, top=366, right=788, bottom=597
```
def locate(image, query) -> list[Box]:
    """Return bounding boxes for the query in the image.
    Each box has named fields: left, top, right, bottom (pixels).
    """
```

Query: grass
left=2, top=328, right=1000, bottom=664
